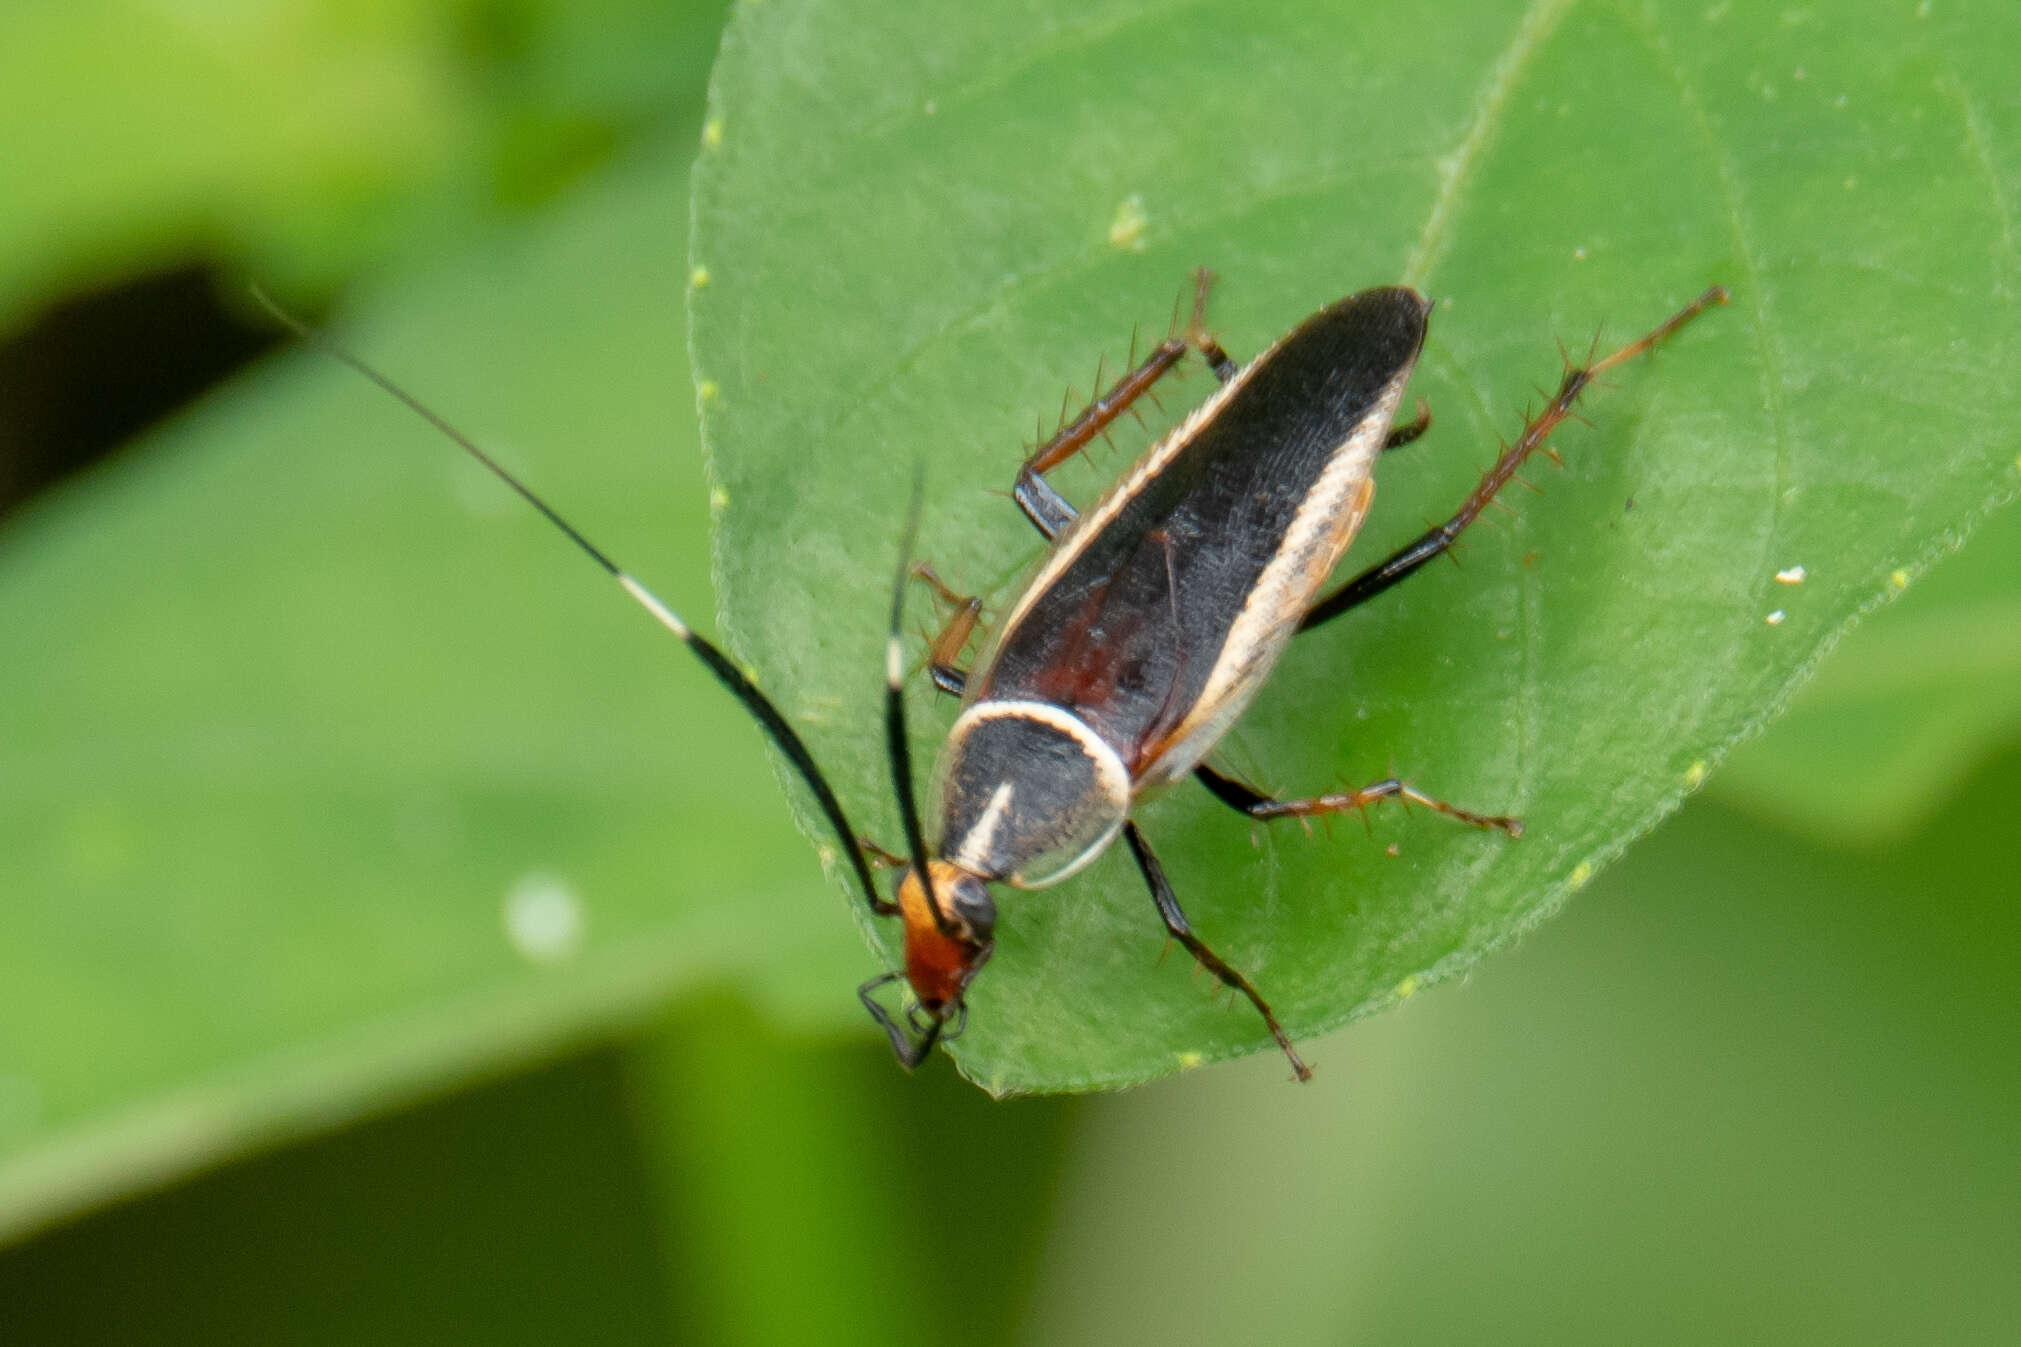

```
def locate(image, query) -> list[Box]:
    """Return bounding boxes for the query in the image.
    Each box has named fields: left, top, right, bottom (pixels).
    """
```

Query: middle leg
left=1193, top=763, right=1522, bottom=837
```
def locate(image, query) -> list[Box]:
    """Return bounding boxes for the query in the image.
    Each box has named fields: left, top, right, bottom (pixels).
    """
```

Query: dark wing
left=972, top=286, right=1429, bottom=779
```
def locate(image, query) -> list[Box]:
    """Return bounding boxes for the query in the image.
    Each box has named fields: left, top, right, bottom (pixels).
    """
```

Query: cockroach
left=264, top=271, right=1724, bottom=1082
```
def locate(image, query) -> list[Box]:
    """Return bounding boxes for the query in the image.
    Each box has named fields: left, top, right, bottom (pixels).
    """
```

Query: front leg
left=857, top=836, right=909, bottom=870
left=911, top=562, right=980, bottom=696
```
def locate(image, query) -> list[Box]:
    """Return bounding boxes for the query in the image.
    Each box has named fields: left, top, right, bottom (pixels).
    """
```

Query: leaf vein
left=1939, top=68, right=2018, bottom=300
left=1402, top=0, right=1579, bottom=289
left=1621, top=1, right=1792, bottom=605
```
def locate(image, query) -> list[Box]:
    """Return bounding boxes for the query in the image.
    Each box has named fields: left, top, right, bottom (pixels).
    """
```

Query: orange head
left=898, top=860, right=996, bottom=1011
left=859, top=860, right=996, bottom=1069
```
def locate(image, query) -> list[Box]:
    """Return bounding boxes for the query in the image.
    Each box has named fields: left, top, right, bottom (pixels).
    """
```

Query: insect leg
left=1015, top=269, right=1226, bottom=539
left=1193, top=764, right=1521, bottom=836
left=858, top=837, right=908, bottom=869
left=1123, top=821, right=1314, bottom=1082
left=859, top=972, right=943, bottom=1070
left=1298, top=286, right=1729, bottom=633
left=910, top=562, right=981, bottom=696
left=1383, top=400, right=1433, bottom=452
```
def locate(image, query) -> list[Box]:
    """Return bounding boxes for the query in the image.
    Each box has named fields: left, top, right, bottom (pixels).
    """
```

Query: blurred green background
left=0, top=2, right=2016, bottom=1343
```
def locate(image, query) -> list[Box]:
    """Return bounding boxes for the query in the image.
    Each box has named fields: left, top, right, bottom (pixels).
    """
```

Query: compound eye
left=949, top=875, right=997, bottom=941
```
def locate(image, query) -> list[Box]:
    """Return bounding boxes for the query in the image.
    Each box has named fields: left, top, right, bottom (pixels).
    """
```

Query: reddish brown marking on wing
left=1014, top=530, right=1174, bottom=753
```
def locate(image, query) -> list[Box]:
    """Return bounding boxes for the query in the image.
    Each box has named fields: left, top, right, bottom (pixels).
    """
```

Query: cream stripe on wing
left=983, top=329, right=1292, bottom=667
left=949, top=781, right=1017, bottom=874
left=1142, top=363, right=1410, bottom=784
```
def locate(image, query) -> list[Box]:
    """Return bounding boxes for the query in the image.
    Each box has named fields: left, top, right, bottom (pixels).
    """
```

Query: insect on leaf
left=692, top=0, right=2021, bottom=1092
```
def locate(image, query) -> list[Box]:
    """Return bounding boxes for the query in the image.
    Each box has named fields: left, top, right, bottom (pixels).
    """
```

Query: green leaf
left=0, top=140, right=866, bottom=1241
left=692, top=0, right=2021, bottom=1092
left=1712, top=496, right=2021, bottom=843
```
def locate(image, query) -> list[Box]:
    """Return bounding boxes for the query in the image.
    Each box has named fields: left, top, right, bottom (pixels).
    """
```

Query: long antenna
left=252, top=287, right=895, bottom=921
left=882, top=466, right=954, bottom=933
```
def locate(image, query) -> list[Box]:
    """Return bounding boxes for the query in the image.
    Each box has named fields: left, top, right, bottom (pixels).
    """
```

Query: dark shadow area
left=0, top=1049, right=676, bottom=1346
left=0, top=265, right=285, bottom=521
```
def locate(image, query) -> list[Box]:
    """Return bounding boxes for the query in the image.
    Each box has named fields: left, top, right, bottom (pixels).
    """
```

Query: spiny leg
left=1123, top=821, right=1313, bottom=1082
left=1193, top=763, right=1521, bottom=837
left=1015, top=268, right=1228, bottom=539
left=910, top=562, right=982, bottom=696
left=1020, top=280, right=1428, bottom=538
left=1299, top=285, right=1729, bottom=634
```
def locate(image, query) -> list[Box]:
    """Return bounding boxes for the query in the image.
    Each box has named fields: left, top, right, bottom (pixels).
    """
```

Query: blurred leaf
left=0, top=0, right=729, bottom=328
left=0, top=1, right=460, bottom=320
left=625, top=996, right=1073, bottom=1347
left=0, top=1051, right=675, bottom=1345
left=0, top=138, right=867, bottom=1242
left=1018, top=747, right=2021, bottom=1345
left=692, top=0, right=2021, bottom=1090
left=1713, top=493, right=2021, bottom=843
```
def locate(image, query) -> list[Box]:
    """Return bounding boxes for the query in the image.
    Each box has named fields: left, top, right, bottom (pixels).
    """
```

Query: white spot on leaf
left=504, top=873, right=585, bottom=964
left=1108, top=194, right=1149, bottom=251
